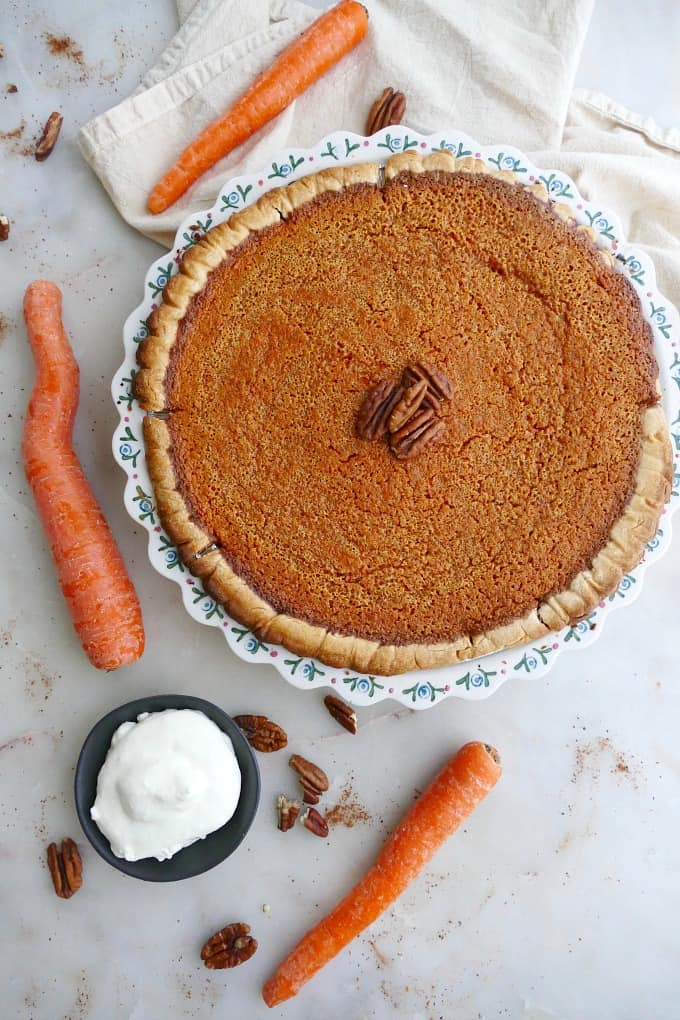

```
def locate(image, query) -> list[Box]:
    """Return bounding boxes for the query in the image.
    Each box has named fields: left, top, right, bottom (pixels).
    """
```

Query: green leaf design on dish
left=220, top=186, right=252, bottom=211
left=268, top=155, right=305, bottom=180
left=563, top=614, right=597, bottom=643
left=455, top=667, right=496, bottom=691
left=118, top=425, right=139, bottom=468
left=148, top=263, right=174, bottom=298
left=116, top=371, right=137, bottom=411
left=342, top=675, right=384, bottom=697
left=284, top=657, right=325, bottom=680
left=488, top=152, right=526, bottom=173
left=402, top=681, right=445, bottom=703
left=437, top=140, right=472, bottom=158
left=132, top=484, right=156, bottom=524
left=513, top=645, right=555, bottom=672
left=157, top=534, right=184, bottom=572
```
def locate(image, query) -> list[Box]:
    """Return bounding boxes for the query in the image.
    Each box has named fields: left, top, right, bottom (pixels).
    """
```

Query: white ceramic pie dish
left=112, top=127, right=680, bottom=709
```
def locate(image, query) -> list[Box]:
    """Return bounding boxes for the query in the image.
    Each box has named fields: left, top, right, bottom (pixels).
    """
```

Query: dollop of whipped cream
left=91, top=709, right=241, bottom=862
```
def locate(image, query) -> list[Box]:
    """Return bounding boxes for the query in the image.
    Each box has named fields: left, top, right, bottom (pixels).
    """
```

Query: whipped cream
left=91, top=709, right=241, bottom=862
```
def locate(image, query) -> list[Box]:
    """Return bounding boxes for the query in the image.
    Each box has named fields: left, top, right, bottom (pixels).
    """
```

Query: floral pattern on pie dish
left=112, top=128, right=680, bottom=709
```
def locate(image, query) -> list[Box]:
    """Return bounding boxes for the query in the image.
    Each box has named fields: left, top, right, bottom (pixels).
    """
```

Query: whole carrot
left=147, top=0, right=368, bottom=214
left=23, top=281, right=145, bottom=670
left=263, top=741, right=501, bottom=1007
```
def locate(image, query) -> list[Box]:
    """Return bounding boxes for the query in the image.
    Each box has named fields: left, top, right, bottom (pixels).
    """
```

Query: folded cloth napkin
left=78, top=0, right=680, bottom=314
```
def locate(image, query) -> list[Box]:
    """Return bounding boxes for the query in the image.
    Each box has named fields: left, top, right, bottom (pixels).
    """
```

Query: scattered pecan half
left=7, top=83, right=18, bottom=94
left=391, top=415, right=446, bottom=461
left=356, top=379, right=403, bottom=441
left=47, top=838, right=82, bottom=899
left=388, top=379, right=429, bottom=433
left=289, top=754, right=329, bottom=805
left=403, top=361, right=453, bottom=409
left=35, top=111, right=63, bottom=162
left=323, top=694, right=357, bottom=735
left=366, top=86, right=406, bottom=135
left=0, top=214, right=9, bottom=242
left=301, top=807, right=329, bottom=838
left=277, top=794, right=301, bottom=832
left=233, top=714, right=287, bottom=752
left=201, top=923, right=257, bottom=969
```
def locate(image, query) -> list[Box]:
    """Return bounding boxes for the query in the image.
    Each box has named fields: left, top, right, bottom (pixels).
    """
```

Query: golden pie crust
left=135, top=151, right=672, bottom=676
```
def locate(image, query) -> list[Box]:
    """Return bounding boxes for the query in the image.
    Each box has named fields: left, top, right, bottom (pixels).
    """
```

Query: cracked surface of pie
left=135, top=152, right=672, bottom=675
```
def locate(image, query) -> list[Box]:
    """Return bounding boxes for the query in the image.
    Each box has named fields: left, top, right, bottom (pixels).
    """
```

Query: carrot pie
left=134, top=151, right=672, bottom=675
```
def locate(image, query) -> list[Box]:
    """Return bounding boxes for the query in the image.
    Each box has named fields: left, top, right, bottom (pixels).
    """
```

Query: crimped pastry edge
left=136, top=153, right=673, bottom=676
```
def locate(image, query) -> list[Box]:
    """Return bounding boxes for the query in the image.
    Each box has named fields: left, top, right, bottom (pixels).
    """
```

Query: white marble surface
left=1, top=2, right=680, bottom=1018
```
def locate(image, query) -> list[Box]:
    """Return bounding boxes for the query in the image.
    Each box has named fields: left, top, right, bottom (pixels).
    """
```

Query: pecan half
left=390, top=407, right=434, bottom=445
left=233, top=714, right=287, bottom=752
left=301, top=807, right=329, bottom=838
left=47, top=838, right=82, bottom=899
left=7, top=83, right=17, bottom=94
left=403, top=361, right=453, bottom=409
left=356, top=379, right=403, bottom=441
left=388, top=379, right=428, bottom=433
left=323, top=694, right=357, bottom=735
left=289, top=754, right=329, bottom=804
left=0, top=214, right=9, bottom=242
left=35, top=111, right=63, bottom=162
left=366, top=86, right=406, bottom=135
left=277, top=794, right=301, bottom=832
left=390, top=415, right=446, bottom=461
left=201, top=923, right=257, bottom=969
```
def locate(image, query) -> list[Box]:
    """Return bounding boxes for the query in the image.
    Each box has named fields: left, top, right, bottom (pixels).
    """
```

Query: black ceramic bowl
left=74, top=694, right=260, bottom=881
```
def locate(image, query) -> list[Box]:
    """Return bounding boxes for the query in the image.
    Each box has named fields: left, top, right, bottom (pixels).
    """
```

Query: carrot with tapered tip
left=147, top=0, right=369, bottom=214
left=23, top=280, right=145, bottom=669
left=263, top=741, right=502, bottom=1006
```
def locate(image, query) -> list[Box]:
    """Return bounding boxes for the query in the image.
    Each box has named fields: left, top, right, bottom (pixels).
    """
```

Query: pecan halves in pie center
left=356, top=362, right=452, bottom=460
left=388, top=379, right=429, bottom=433
left=355, top=379, right=403, bottom=440
left=403, top=360, right=453, bottom=408
left=391, top=415, right=446, bottom=460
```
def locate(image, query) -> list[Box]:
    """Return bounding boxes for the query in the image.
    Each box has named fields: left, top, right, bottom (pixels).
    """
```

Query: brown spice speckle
left=0, top=733, right=34, bottom=755
left=368, top=939, right=390, bottom=968
left=572, top=736, right=639, bottom=786
left=0, top=119, right=24, bottom=141
left=44, top=33, right=85, bottom=67
left=15, top=643, right=56, bottom=707
left=0, top=117, right=33, bottom=157
left=326, top=783, right=371, bottom=828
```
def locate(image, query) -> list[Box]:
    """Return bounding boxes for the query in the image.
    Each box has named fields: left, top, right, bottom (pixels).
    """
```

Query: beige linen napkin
left=541, top=89, right=680, bottom=305
left=78, top=0, right=594, bottom=246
